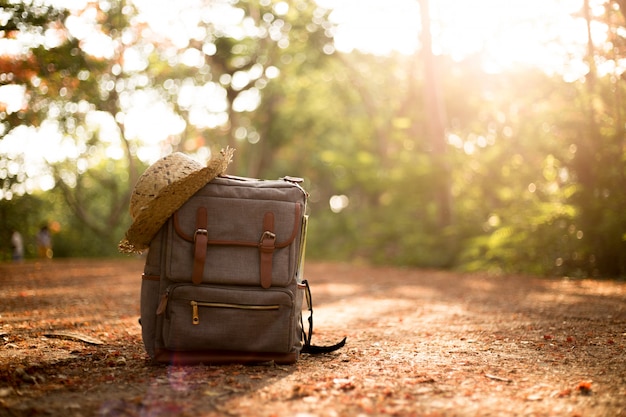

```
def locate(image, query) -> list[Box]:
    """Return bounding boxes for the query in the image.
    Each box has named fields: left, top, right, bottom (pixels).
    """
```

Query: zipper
left=190, top=300, right=280, bottom=325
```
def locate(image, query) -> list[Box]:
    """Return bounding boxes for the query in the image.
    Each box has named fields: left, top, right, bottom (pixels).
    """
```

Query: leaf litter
left=0, top=259, right=625, bottom=416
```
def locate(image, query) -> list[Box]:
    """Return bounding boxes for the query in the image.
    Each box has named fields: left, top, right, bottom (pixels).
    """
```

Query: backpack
left=138, top=175, right=345, bottom=364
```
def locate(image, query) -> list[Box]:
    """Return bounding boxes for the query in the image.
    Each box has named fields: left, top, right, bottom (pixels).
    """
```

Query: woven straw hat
left=119, top=148, right=234, bottom=253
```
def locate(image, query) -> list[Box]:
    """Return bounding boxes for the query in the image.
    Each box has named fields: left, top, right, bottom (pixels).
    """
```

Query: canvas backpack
left=139, top=175, right=345, bottom=364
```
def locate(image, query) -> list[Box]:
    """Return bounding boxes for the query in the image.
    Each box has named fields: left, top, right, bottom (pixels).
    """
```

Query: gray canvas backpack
left=139, top=175, right=345, bottom=364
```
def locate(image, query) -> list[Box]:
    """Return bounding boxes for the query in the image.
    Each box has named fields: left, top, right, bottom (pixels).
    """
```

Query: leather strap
left=259, top=212, right=275, bottom=289
left=173, top=203, right=302, bottom=248
left=192, top=207, right=208, bottom=285
left=300, top=279, right=347, bottom=354
left=181, top=207, right=287, bottom=289
left=141, top=274, right=160, bottom=281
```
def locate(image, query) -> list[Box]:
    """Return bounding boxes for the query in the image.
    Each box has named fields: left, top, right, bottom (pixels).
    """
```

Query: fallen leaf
left=577, top=381, right=592, bottom=395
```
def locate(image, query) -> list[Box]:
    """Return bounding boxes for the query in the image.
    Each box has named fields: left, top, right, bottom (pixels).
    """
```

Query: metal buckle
left=194, top=228, right=208, bottom=242
left=260, top=231, right=276, bottom=244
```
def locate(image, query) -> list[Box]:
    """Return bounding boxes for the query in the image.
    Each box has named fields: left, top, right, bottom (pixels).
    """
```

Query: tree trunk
left=418, top=0, right=451, bottom=228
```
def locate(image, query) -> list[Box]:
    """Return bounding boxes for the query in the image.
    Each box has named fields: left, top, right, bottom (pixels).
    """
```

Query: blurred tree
left=417, top=0, right=451, bottom=229
left=564, top=0, right=626, bottom=275
left=450, top=66, right=580, bottom=275
left=1, top=0, right=623, bottom=278
left=0, top=0, right=138, bottom=251
left=0, top=0, right=334, bottom=255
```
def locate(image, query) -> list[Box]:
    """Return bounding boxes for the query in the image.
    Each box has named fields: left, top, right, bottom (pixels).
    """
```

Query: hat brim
left=118, top=148, right=234, bottom=253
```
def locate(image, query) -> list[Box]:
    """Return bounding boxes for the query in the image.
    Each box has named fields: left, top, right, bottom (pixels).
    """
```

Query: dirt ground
left=0, top=258, right=625, bottom=417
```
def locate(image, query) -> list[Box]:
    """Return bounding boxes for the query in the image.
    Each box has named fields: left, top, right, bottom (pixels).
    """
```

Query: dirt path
left=0, top=259, right=625, bottom=416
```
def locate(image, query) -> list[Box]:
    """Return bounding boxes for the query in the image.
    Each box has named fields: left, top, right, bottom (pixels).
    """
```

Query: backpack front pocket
left=162, top=284, right=295, bottom=353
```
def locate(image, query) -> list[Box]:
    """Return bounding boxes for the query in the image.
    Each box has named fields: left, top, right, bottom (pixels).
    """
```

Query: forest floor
left=0, top=258, right=625, bottom=417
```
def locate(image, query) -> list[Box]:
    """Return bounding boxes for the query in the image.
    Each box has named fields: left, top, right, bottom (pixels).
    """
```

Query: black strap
left=300, top=279, right=346, bottom=354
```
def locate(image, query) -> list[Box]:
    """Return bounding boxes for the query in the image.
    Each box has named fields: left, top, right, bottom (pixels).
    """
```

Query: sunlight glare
left=329, top=194, right=350, bottom=213
left=133, top=0, right=247, bottom=46
left=0, top=0, right=615, bottom=198
left=0, top=85, right=25, bottom=114
left=123, top=47, right=149, bottom=72
left=318, top=0, right=600, bottom=76
left=65, top=7, right=116, bottom=59
left=274, top=2, right=290, bottom=16
left=0, top=123, right=73, bottom=195
left=124, top=97, right=186, bottom=144
left=232, top=88, right=261, bottom=112
left=319, top=0, right=420, bottom=56
left=178, top=81, right=229, bottom=129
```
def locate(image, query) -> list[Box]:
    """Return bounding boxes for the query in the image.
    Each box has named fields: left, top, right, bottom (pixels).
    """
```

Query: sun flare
left=320, top=0, right=603, bottom=76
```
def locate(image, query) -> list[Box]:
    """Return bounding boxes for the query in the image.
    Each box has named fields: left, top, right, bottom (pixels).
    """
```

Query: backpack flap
left=165, top=177, right=306, bottom=288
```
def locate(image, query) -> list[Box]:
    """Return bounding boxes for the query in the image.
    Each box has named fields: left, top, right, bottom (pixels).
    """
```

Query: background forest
left=0, top=0, right=624, bottom=278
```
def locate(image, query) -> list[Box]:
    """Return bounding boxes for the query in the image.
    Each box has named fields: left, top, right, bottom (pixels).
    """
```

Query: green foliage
left=1, top=0, right=624, bottom=278
left=0, top=1, right=68, bottom=33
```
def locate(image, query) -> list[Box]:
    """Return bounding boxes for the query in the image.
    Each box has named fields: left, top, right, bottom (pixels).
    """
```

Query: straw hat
left=118, top=148, right=234, bottom=253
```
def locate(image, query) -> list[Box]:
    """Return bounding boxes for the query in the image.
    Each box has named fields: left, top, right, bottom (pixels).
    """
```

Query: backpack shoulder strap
left=300, top=279, right=347, bottom=354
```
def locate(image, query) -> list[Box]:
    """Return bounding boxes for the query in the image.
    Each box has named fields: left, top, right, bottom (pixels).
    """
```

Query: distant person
left=36, top=225, right=52, bottom=259
left=11, top=229, right=24, bottom=262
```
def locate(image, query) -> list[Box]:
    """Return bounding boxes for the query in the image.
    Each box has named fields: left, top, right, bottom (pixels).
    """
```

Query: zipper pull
left=156, top=291, right=169, bottom=315
left=191, top=301, right=199, bottom=325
